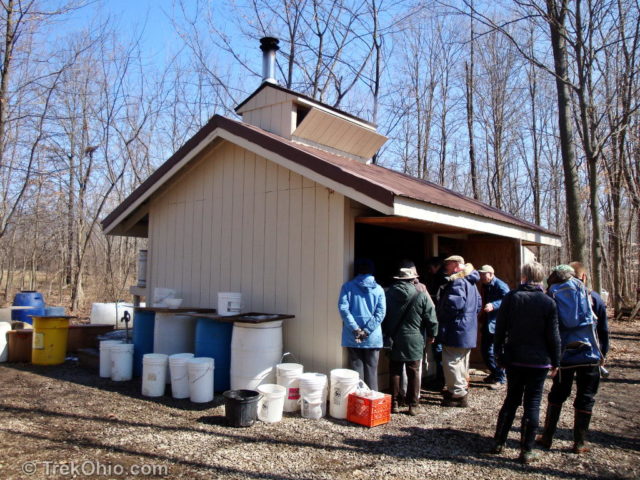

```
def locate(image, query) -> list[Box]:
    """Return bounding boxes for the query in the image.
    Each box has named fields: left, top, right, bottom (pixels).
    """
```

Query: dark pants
left=390, top=359, right=421, bottom=406
left=347, top=347, right=380, bottom=392
left=499, top=366, right=549, bottom=431
left=432, top=342, right=444, bottom=381
left=481, top=326, right=505, bottom=383
left=548, top=365, right=600, bottom=412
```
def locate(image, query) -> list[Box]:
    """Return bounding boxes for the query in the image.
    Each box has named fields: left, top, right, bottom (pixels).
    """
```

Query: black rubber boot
left=536, top=403, right=562, bottom=449
left=519, top=418, right=541, bottom=464
left=491, top=408, right=516, bottom=454
left=573, top=410, right=592, bottom=454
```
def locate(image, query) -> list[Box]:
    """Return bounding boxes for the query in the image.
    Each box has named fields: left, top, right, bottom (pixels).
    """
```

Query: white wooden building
left=103, top=55, right=560, bottom=375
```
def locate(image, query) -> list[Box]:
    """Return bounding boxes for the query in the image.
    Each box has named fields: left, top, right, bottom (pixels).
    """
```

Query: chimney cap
left=260, top=37, right=280, bottom=52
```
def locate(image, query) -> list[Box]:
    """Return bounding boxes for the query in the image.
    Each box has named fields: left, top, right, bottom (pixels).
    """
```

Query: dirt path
left=0, top=319, right=638, bottom=479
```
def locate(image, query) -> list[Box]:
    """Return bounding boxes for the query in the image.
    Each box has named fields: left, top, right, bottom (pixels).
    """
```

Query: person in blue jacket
left=537, top=262, right=609, bottom=455
left=338, top=258, right=386, bottom=391
left=478, top=265, right=510, bottom=388
left=436, top=255, right=482, bottom=407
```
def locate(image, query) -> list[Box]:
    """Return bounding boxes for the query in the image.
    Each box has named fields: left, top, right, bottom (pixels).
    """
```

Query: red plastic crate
left=347, top=392, right=391, bottom=427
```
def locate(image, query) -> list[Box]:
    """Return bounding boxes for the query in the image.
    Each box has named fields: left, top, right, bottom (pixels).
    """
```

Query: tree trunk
left=546, top=0, right=586, bottom=262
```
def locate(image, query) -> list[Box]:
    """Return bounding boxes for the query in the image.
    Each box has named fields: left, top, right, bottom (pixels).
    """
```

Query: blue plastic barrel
left=132, top=309, right=155, bottom=377
left=195, top=318, right=233, bottom=392
left=12, top=291, right=45, bottom=324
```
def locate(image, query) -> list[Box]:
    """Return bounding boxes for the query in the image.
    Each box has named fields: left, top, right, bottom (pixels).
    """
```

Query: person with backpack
left=383, top=266, right=438, bottom=415
left=537, top=263, right=609, bottom=454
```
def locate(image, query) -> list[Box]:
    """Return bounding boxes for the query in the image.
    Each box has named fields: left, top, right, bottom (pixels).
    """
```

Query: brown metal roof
left=101, top=114, right=558, bottom=239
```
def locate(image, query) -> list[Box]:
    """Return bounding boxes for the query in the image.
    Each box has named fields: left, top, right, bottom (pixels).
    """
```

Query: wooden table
left=186, top=312, right=295, bottom=323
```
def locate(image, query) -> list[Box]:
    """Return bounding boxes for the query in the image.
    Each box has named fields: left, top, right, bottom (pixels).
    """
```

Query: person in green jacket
left=384, top=266, right=438, bottom=415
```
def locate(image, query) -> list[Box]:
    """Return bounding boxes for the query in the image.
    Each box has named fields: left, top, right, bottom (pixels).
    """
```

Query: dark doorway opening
left=354, top=223, right=426, bottom=288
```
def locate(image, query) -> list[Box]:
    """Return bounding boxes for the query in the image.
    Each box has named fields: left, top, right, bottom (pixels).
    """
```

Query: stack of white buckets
left=99, top=340, right=214, bottom=402
left=140, top=353, right=215, bottom=402
left=100, top=340, right=134, bottom=382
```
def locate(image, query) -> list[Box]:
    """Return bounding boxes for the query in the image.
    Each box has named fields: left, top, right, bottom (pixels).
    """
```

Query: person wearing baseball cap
left=436, top=255, right=482, bottom=407
left=478, top=265, right=510, bottom=389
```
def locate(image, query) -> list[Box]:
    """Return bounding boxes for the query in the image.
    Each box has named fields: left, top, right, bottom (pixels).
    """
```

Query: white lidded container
left=142, top=353, right=169, bottom=397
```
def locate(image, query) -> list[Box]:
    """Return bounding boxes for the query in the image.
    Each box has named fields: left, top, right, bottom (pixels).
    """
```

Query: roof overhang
left=392, top=196, right=561, bottom=247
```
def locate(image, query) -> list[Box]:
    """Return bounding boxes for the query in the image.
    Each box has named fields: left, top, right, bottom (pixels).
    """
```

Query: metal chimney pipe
left=260, top=37, right=280, bottom=84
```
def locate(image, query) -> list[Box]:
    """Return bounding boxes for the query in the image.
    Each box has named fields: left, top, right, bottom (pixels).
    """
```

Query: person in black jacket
left=490, top=262, right=561, bottom=464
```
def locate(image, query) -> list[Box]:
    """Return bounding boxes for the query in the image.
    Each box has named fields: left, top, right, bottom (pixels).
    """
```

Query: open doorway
left=354, top=223, right=428, bottom=287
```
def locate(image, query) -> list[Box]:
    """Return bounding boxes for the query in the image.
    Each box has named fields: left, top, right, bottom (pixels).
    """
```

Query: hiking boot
left=442, top=395, right=468, bottom=408
left=408, top=405, right=426, bottom=416
left=391, top=401, right=400, bottom=414
left=519, top=450, right=541, bottom=464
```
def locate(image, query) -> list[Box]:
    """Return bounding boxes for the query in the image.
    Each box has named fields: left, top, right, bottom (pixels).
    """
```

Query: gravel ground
left=1, top=319, right=638, bottom=480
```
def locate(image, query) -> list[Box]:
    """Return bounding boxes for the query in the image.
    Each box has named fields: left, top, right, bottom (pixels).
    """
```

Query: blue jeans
left=482, top=327, right=505, bottom=382
left=501, top=366, right=549, bottom=427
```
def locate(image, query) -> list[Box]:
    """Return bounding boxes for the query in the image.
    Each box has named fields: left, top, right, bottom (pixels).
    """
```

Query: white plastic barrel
left=329, top=368, right=360, bottom=419
left=299, top=372, right=328, bottom=420
left=142, top=353, right=169, bottom=397
left=257, top=384, right=286, bottom=423
left=169, top=353, right=194, bottom=399
left=99, top=340, right=123, bottom=378
left=230, top=320, right=283, bottom=390
left=217, top=292, right=242, bottom=316
left=276, top=363, right=303, bottom=412
left=188, top=357, right=214, bottom=403
left=110, top=343, right=134, bottom=381
left=0, top=322, right=12, bottom=362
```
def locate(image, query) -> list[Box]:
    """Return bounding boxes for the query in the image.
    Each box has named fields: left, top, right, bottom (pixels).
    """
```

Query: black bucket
left=223, top=390, right=261, bottom=427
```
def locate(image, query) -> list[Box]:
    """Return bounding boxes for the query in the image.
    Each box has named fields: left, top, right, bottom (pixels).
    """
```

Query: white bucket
left=169, top=353, right=195, bottom=399
left=0, top=322, right=11, bottom=362
left=257, top=384, right=286, bottom=423
left=110, top=343, right=134, bottom=381
left=217, top=292, right=242, bottom=316
left=99, top=340, right=123, bottom=378
left=299, top=372, right=328, bottom=420
left=230, top=320, right=283, bottom=390
left=329, top=369, right=360, bottom=419
left=142, top=353, right=169, bottom=397
left=276, top=363, right=303, bottom=412
left=188, top=357, right=214, bottom=403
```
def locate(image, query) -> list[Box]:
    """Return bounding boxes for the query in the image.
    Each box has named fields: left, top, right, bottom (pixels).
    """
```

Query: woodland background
left=0, top=0, right=638, bottom=315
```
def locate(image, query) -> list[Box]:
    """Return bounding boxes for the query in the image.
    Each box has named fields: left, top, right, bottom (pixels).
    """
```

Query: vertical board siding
left=149, top=142, right=346, bottom=373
